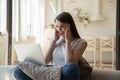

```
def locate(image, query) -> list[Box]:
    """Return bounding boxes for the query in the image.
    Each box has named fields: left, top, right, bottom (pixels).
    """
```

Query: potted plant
left=49, top=23, right=55, bottom=29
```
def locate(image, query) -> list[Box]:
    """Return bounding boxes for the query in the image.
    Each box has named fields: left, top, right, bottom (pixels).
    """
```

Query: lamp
left=91, top=0, right=104, bottom=21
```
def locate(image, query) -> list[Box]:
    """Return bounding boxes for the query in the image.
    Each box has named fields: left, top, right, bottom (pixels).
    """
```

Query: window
left=12, top=0, right=45, bottom=64
left=13, top=0, right=45, bottom=44
left=0, top=0, right=7, bottom=33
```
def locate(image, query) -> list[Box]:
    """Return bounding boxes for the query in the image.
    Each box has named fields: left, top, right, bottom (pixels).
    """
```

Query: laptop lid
left=14, top=43, right=45, bottom=65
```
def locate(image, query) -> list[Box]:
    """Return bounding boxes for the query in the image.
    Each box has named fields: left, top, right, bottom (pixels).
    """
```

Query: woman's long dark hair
left=54, top=12, right=80, bottom=38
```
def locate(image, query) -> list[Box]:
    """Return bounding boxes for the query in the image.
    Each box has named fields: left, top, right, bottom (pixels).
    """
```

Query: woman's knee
left=14, top=67, right=23, bottom=77
left=67, top=62, right=80, bottom=71
left=14, top=66, right=33, bottom=80
left=61, top=62, right=80, bottom=80
left=63, top=62, right=80, bottom=75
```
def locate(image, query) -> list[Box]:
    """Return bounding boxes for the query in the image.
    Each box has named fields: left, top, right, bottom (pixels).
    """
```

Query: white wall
left=45, top=0, right=116, bottom=37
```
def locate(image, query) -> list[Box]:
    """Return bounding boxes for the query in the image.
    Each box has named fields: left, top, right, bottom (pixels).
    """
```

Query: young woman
left=14, top=12, right=89, bottom=80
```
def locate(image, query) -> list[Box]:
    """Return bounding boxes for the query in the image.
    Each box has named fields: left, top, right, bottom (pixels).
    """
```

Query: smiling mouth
left=58, top=33, right=64, bottom=35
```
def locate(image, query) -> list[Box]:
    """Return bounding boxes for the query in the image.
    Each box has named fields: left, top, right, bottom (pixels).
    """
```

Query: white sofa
left=0, top=65, right=16, bottom=80
left=0, top=65, right=120, bottom=80
left=1, top=43, right=119, bottom=80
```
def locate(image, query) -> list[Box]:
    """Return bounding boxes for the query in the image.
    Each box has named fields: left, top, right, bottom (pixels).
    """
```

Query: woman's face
left=55, top=20, right=69, bottom=37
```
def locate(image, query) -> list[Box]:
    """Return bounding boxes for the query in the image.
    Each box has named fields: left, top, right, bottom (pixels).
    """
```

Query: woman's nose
left=58, top=27, right=61, bottom=31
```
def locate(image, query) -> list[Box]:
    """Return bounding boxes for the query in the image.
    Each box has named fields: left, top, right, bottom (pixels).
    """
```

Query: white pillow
left=14, top=43, right=45, bottom=65
left=17, top=61, right=61, bottom=80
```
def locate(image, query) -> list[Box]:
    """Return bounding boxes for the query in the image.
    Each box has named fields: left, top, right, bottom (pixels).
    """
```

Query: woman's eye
left=61, top=26, right=64, bottom=28
left=55, top=25, right=64, bottom=29
left=56, top=25, right=59, bottom=28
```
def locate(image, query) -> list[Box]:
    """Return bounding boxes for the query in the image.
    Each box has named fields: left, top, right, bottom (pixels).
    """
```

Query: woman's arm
left=65, top=40, right=73, bottom=63
left=65, top=24, right=87, bottom=64
left=45, top=40, right=56, bottom=64
left=65, top=40, right=87, bottom=64
left=73, top=41, right=87, bottom=63
left=45, top=29, right=59, bottom=64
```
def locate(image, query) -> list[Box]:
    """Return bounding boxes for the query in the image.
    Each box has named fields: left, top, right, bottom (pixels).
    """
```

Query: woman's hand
left=53, top=29, right=59, bottom=41
left=65, top=24, right=72, bottom=42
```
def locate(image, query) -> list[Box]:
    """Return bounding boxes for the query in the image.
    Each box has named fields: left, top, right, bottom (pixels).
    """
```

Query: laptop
left=14, top=43, right=45, bottom=65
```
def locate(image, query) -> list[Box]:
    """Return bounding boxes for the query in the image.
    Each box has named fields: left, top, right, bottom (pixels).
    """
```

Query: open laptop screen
left=14, top=43, right=45, bottom=65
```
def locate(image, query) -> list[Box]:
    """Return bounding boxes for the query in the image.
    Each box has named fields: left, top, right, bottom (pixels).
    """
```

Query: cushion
left=78, top=57, right=93, bottom=80
left=17, top=61, right=61, bottom=80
